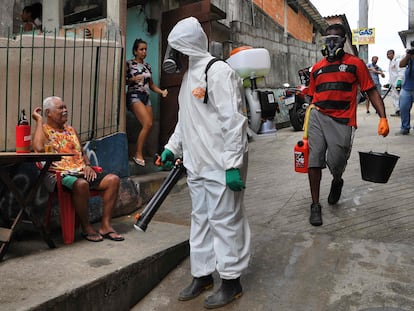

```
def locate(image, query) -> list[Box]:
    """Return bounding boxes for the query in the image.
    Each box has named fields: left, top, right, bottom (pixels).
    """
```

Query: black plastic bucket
left=359, top=151, right=399, bottom=183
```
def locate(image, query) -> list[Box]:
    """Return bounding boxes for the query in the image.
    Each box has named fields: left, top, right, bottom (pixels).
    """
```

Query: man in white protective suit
left=160, top=17, right=251, bottom=309
left=386, top=49, right=405, bottom=116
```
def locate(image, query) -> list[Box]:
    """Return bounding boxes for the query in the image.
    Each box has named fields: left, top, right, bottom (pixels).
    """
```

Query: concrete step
left=0, top=169, right=190, bottom=311
left=130, top=169, right=187, bottom=205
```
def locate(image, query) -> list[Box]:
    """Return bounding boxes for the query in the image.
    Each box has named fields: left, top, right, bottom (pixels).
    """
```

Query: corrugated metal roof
left=297, top=0, right=329, bottom=34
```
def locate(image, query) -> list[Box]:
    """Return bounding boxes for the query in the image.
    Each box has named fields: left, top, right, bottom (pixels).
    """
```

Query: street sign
left=352, top=28, right=376, bottom=45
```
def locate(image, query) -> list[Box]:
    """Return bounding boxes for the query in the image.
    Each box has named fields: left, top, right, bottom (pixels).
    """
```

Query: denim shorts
left=127, top=91, right=150, bottom=110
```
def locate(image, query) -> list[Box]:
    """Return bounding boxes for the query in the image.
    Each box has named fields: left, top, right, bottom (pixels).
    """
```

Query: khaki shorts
left=308, top=109, right=355, bottom=178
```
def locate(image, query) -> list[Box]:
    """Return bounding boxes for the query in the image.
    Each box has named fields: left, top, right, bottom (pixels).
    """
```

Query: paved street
left=0, top=98, right=413, bottom=311
left=134, top=98, right=414, bottom=311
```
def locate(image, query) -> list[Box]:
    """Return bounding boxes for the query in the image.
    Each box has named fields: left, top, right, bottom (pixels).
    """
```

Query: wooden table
left=0, top=152, right=73, bottom=261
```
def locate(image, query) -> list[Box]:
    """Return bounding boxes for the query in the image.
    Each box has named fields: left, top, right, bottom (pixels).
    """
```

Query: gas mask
left=162, top=45, right=183, bottom=74
left=321, top=35, right=345, bottom=62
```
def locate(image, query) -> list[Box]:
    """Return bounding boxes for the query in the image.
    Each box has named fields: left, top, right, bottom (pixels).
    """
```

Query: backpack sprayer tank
left=226, top=47, right=271, bottom=80
left=226, top=47, right=278, bottom=134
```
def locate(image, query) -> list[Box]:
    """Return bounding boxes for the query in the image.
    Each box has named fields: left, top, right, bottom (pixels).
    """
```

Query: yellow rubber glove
left=378, top=118, right=389, bottom=137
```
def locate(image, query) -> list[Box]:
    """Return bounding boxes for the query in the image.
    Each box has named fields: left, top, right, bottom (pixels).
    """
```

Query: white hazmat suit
left=388, top=53, right=405, bottom=114
left=165, top=17, right=251, bottom=280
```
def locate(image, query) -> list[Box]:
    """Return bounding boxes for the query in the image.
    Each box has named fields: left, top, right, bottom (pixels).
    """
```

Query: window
left=64, top=0, right=106, bottom=25
left=287, top=0, right=299, bottom=14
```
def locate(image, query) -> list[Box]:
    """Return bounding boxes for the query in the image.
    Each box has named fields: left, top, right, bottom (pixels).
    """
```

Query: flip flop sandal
left=81, top=232, right=103, bottom=242
left=132, top=157, right=145, bottom=167
left=100, top=231, right=125, bottom=242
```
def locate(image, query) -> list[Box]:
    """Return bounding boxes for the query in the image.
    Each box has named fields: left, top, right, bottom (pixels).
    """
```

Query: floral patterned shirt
left=43, top=123, right=85, bottom=172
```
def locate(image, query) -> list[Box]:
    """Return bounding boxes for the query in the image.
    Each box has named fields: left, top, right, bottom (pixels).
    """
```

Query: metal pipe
left=251, top=0, right=255, bottom=27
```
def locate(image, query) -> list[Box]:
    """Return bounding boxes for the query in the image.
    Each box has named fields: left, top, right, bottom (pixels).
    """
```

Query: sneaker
left=309, top=203, right=322, bottom=226
left=328, top=178, right=344, bottom=205
left=391, top=111, right=400, bottom=117
left=396, top=129, right=410, bottom=135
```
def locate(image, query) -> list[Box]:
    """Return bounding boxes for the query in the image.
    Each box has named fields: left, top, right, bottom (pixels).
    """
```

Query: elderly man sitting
left=32, top=96, right=124, bottom=242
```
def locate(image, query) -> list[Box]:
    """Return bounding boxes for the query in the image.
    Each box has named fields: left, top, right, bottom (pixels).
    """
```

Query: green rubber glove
left=396, top=79, right=402, bottom=91
left=225, top=168, right=245, bottom=191
left=160, top=148, right=175, bottom=170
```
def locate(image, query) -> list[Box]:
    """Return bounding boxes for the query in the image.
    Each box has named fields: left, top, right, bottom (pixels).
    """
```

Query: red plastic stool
left=45, top=169, right=103, bottom=244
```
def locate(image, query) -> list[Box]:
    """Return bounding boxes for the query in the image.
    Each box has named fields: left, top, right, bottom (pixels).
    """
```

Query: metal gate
left=0, top=28, right=124, bottom=151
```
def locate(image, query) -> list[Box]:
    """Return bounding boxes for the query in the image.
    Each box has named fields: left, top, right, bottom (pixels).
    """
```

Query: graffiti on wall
left=0, top=163, right=49, bottom=227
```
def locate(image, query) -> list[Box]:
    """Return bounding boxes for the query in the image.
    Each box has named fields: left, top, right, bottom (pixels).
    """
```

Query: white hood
left=167, top=17, right=210, bottom=58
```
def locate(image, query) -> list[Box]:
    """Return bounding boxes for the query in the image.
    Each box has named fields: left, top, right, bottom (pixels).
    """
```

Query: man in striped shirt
left=306, top=23, right=389, bottom=226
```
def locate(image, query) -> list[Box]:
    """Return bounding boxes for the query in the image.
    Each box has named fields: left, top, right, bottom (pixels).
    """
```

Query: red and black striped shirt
left=308, top=53, right=375, bottom=127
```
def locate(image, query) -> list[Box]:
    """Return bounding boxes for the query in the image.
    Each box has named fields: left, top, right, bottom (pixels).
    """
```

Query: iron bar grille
left=0, top=28, right=124, bottom=151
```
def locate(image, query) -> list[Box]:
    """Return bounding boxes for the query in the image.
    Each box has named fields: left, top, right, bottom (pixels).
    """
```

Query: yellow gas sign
left=352, top=28, right=375, bottom=45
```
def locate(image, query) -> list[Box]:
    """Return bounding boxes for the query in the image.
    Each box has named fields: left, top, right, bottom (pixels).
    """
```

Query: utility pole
left=407, top=0, right=414, bottom=47
left=398, top=0, right=414, bottom=49
left=358, top=0, right=368, bottom=63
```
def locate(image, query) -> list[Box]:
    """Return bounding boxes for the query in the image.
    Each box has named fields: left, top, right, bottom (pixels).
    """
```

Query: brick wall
left=253, top=0, right=314, bottom=43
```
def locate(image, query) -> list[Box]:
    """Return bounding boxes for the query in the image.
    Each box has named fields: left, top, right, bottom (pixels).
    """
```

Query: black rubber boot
left=178, top=275, right=214, bottom=301
left=204, top=277, right=243, bottom=309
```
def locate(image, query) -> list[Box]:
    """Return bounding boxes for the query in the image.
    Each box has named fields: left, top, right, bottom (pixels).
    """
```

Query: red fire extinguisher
left=16, top=109, right=31, bottom=153
left=294, top=104, right=314, bottom=173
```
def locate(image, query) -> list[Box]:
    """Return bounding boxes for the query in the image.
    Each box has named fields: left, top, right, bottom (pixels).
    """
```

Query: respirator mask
left=321, top=35, right=345, bottom=61
left=162, top=45, right=183, bottom=74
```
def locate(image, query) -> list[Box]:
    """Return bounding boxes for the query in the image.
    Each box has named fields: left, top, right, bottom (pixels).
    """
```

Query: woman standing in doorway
left=126, top=38, right=168, bottom=166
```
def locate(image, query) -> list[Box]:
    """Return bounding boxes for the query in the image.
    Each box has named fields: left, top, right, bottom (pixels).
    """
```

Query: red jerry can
left=294, top=138, right=308, bottom=173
